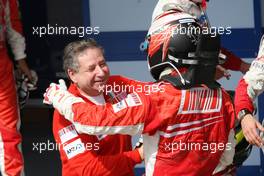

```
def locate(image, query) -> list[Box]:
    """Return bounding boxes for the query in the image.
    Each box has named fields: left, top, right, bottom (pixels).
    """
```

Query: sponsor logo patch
left=125, top=93, right=142, bottom=107
left=58, top=125, right=78, bottom=144
left=112, top=100, right=127, bottom=113
left=63, top=138, right=85, bottom=159
left=178, top=88, right=222, bottom=114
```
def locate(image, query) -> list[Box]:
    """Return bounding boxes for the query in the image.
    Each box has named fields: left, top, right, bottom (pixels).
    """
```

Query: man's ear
left=68, top=69, right=77, bottom=83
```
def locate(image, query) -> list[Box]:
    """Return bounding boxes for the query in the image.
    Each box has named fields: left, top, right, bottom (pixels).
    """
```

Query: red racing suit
left=0, top=0, right=26, bottom=175
left=61, top=76, right=235, bottom=176
left=53, top=82, right=142, bottom=176
left=234, top=35, right=264, bottom=116
left=234, top=78, right=255, bottom=116
left=235, top=56, right=264, bottom=115
left=221, top=48, right=244, bottom=71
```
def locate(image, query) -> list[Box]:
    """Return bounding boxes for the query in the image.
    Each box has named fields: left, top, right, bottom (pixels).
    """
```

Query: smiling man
left=51, top=39, right=143, bottom=176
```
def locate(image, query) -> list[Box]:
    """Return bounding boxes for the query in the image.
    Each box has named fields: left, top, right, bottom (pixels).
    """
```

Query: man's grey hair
left=63, top=38, right=104, bottom=76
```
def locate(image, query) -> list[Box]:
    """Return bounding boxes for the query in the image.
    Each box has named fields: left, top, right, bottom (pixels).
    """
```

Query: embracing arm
left=44, top=80, right=178, bottom=136
left=45, top=82, right=153, bottom=136
left=70, top=92, right=150, bottom=135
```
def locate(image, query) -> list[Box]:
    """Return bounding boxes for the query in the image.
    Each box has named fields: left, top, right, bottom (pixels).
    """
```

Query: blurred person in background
left=235, top=35, right=264, bottom=147
left=0, top=0, right=37, bottom=175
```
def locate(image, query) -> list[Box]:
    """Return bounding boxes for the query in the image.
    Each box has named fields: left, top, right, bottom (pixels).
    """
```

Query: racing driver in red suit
left=44, top=10, right=235, bottom=176
left=150, top=0, right=250, bottom=80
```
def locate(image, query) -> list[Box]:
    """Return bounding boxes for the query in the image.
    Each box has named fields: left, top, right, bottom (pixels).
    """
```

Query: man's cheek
left=104, top=66, right=110, bottom=75
left=103, top=71, right=110, bottom=82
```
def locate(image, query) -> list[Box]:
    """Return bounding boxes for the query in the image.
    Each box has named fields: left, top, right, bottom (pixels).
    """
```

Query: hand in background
left=241, top=114, right=264, bottom=147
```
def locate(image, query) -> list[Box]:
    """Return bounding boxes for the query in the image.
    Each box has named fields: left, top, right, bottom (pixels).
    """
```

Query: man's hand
left=215, top=65, right=231, bottom=80
left=239, top=61, right=250, bottom=74
left=43, top=79, right=67, bottom=105
left=17, top=59, right=38, bottom=90
left=43, top=79, right=84, bottom=120
left=17, top=59, right=31, bottom=79
left=241, top=114, right=264, bottom=147
left=27, top=70, right=38, bottom=90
